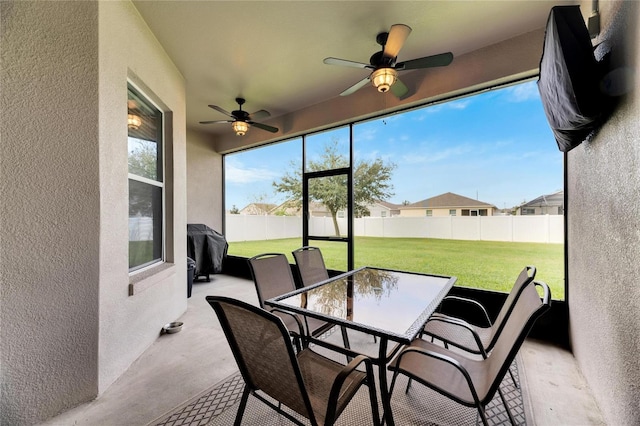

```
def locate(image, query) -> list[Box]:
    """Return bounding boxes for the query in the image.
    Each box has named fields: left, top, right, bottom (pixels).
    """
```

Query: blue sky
left=225, top=80, right=563, bottom=211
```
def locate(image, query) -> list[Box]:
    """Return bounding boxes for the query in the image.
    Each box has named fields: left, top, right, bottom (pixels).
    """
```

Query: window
left=449, top=209, right=456, bottom=216
left=381, top=211, right=387, bottom=217
left=426, top=210, right=433, bottom=217
left=128, top=84, right=163, bottom=271
left=224, top=138, right=303, bottom=256
left=522, top=208, right=536, bottom=215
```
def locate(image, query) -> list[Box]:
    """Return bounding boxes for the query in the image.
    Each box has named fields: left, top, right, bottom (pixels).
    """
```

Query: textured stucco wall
left=1, top=2, right=100, bottom=424
left=1, top=1, right=187, bottom=424
left=98, top=1, right=187, bottom=394
left=186, top=129, right=223, bottom=230
left=568, top=1, right=640, bottom=425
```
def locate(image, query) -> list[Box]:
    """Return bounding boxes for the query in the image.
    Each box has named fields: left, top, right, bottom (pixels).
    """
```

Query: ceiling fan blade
left=340, top=77, right=371, bottom=96
left=383, top=24, right=412, bottom=60
left=199, top=119, right=233, bottom=124
left=390, top=78, right=409, bottom=99
left=208, top=104, right=234, bottom=118
left=250, top=109, right=271, bottom=121
left=397, top=52, right=453, bottom=70
left=324, top=57, right=373, bottom=69
left=249, top=121, right=279, bottom=133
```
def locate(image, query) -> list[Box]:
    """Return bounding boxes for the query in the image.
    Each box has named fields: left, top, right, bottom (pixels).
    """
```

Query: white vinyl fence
left=129, top=217, right=153, bottom=241
left=225, top=214, right=564, bottom=244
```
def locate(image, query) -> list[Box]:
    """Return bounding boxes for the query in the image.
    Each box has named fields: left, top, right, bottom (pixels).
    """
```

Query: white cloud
left=448, top=99, right=471, bottom=110
left=505, top=81, right=538, bottom=102
left=414, top=99, right=471, bottom=120
left=400, top=144, right=475, bottom=164
left=353, top=127, right=376, bottom=142
left=225, top=159, right=281, bottom=184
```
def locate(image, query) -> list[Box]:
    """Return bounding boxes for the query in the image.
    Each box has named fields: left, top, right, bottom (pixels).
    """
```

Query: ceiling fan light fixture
left=128, top=114, right=142, bottom=130
left=232, top=120, right=249, bottom=136
left=371, top=67, right=397, bottom=93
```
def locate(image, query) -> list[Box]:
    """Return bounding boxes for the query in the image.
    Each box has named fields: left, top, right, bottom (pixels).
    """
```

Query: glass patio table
left=265, top=266, right=457, bottom=426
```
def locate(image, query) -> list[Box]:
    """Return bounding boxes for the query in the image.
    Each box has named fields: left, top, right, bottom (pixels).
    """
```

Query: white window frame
left=127, top=82, right=166, bottom=274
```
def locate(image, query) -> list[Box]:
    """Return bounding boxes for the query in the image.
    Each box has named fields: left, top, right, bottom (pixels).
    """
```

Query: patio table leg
left=378, top=337, right=395, bottom=426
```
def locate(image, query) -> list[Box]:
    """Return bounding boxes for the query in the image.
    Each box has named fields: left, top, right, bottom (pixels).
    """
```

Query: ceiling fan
left=199, top=98, right=278, bottom=136
left=324, top=24, right=453, bottom=98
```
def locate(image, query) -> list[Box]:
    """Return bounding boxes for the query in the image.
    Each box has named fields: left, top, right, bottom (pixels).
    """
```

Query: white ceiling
left=133, top=0, right=578, bottom=140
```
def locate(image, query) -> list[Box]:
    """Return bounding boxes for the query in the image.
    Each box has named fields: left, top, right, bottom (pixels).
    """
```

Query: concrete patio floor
left=40, top=274, right=605, bottom=426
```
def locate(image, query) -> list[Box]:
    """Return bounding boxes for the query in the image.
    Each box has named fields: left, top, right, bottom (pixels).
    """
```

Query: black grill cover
left=187, top=224, right=228, bottom=276
left=538, top=6, right=604, bottom=152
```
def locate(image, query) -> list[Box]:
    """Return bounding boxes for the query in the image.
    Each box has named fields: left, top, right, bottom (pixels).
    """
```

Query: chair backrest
left=206, top=296, right=316, bottom=421
left=292, top=246, right=330, bottom=288
left=247, top=253, right=297, bottom=308
left=483, top=280, right=551, bottom=403
left=486, top=265, right=536, bottom=350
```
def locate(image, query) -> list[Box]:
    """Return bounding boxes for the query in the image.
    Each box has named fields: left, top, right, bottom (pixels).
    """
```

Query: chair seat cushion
left=389, top=338, right=493, bottom=406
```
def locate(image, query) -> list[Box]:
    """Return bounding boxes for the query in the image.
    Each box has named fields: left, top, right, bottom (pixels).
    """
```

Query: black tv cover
left=538, top=6, right=603, bottom=152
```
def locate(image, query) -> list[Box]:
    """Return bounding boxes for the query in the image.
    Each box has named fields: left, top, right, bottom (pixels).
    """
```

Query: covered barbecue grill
left=187, top=224, right=228, bottom=281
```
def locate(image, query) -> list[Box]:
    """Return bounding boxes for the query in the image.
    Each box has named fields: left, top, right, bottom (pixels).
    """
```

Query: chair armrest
left=269, top=308, right=306, bottom=338
left=391, top=345, right=483, bottom=406
left=326, top=355, right=377, bottom=423
left=438, top=295, right=492, bottom=327
left=422, top=315, right=488, bottom=357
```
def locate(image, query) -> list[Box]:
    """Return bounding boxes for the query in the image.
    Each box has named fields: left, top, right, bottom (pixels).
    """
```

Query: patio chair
left=206, top=296, right=381, bottom=426
left=388, top=280, right=551, bottom=426
left=292, top=246, right=366, bottom=345
left=421, top=265, right=536, bottom=385
left=292, top=246, right=331, bottom=288
left=247, top=253, right=344, bottom=348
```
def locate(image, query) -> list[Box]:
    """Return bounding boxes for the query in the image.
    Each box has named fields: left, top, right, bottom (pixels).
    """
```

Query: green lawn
left=129, top=240, right=153, bottom=269
left=228, top=237, right=565, bottom=300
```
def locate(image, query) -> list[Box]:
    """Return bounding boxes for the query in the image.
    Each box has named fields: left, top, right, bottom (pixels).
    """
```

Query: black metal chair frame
left=388, top=280, right=551, bottom=426
left=207, top=296, right=381, bottom=426
left=422, top=265, right=536, bottom=386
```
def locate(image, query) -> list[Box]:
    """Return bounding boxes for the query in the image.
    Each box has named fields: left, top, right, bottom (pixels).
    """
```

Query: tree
left=128, top=141, right=160, bottom=217
left=128, top=141, right=158, bottom=179
left=273, top=140, right=396, bottom=236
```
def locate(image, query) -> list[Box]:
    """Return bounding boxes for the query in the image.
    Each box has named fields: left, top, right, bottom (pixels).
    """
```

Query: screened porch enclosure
left=223, top=79, right=565, bottom=301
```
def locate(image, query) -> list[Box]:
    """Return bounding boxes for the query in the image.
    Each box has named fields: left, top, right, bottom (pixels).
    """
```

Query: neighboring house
left=309, top=202, right=333, bottom=217
left=517, top=190, right=564, bottom=215
left=360, top=200, right=401, bottom=217
left=239, top=203, right=277, bottom=215
left=321, top=200, right=402, bottom=218
left=269, top=199, right=301, bottom=216
left=399, top=192, right=496, bottom=217
left=266, top=200, right=395, bottom=218
left=270, top=199, right=401, bottom=218
left=267, top=200, right=333, bottom=217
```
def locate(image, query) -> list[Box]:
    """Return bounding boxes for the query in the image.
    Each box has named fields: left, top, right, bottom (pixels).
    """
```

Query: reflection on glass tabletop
left=273, top=267, right=456, bottom=340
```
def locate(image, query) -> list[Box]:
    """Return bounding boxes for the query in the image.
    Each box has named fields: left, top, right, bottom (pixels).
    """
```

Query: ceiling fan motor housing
left=370, top=51, right=396, bottom=67
left=232, top=110, right=250, bottom=120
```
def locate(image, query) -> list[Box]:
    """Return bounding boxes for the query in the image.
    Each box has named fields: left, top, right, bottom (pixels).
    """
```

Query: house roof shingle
left=375, top=200, right=401, bottom=210
left=521, top=190, right=564, bottom=207
left=406, top=192, right=496, bottom=209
